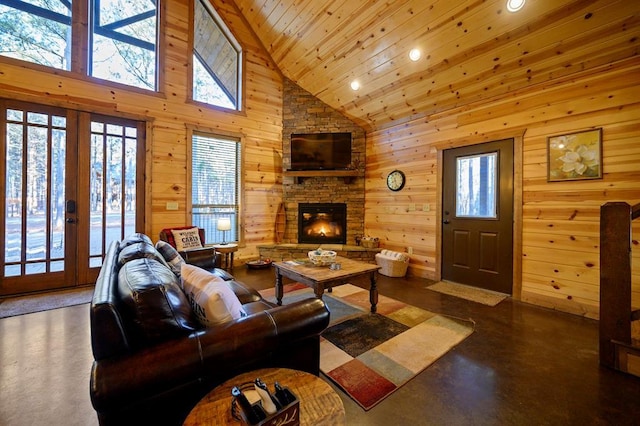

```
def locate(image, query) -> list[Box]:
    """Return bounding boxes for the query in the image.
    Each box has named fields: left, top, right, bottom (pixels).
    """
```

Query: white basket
left=308, top=250, right=337, bottom=266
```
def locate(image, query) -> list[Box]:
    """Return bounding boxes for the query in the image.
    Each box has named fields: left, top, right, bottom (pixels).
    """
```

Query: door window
left=455, top=152, right=498, bottom=219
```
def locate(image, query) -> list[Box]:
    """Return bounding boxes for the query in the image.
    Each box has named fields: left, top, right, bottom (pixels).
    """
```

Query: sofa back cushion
left=118, top=258, right=199, bottom=346
left=119, top=233, right=153, bottom=250
left=118, top=241, right=169, bottom=268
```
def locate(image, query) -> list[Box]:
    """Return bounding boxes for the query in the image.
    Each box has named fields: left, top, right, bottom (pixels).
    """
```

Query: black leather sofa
left=89, top=233, right=330, bottom=425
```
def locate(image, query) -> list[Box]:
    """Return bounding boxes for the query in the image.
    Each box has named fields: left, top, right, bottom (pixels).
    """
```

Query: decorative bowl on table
left=246, top=259, right=272, bottom=270
left=308, top=249, right=337, bottom=266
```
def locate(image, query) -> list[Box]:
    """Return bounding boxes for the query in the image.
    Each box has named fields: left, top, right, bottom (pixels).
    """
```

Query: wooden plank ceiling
left=236, top=0, right=639, bottom=130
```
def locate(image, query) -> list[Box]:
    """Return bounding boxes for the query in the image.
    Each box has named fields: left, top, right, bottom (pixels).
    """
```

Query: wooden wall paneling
left=521, top=274, right=599, bottom=318
left=523, top=231, right=600, bottom=254
left=457, top=64, right=640, bottom=128
left=365, top=57, right=639, bottom=316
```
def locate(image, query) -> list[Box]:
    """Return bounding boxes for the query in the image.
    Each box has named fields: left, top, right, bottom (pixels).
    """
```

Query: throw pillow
left=155, top=240, right=185, bottom=277
left=171, top=227, right=203, bottom=251
left=181, top=264, right=246, bottom=326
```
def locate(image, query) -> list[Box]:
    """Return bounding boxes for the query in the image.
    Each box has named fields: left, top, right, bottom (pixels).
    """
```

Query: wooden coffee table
left=274, top=256, right=381, bottom=312
left=182, top=368, right=345, bottom=425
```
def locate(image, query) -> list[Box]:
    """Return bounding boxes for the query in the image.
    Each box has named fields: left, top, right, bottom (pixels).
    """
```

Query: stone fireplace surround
left=257, top=79, right=378, bottom=262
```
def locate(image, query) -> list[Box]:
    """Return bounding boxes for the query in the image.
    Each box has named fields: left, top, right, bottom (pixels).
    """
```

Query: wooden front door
left=442, top=139, right=514, bottom=294
left=0, top=100, right=145, bottom=296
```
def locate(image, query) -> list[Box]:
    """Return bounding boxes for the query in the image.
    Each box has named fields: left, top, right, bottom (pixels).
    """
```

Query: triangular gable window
left=193, top=0, right=242, bottom=110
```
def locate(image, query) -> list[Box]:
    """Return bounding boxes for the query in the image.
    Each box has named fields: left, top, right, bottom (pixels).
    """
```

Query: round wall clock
left=386, top=170, right=406, bottom=191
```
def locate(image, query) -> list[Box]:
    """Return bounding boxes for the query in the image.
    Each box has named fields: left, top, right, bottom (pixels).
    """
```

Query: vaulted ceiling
left=236, top=0, right=639, bottom=130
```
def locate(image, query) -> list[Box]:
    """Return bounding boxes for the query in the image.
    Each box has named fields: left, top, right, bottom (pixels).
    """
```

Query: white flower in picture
left=547, top=129, right=602, bottom=181
left=559, top=144, right=598, bottom=175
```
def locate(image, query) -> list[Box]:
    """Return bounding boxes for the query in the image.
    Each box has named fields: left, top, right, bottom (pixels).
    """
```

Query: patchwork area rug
left=0, top=286, right=94, bottom=319
left=261, top=284, right=475, bottom=410
left=427, top=281, right=508, bottom=307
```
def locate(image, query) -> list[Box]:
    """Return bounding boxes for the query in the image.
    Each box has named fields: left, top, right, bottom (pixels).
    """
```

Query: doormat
left=427, top=281, right=508, bottom=306
left=262, top=284, right=475, bottom=410
left=0, top=286, right=94, bottom=319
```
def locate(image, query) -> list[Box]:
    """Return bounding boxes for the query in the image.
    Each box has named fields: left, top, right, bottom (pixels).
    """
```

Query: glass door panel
left=88, top=119, right=138, bottom=269
left=1, top=102, right=145, bottom=296
left=2, top=102, right=73, bottom=294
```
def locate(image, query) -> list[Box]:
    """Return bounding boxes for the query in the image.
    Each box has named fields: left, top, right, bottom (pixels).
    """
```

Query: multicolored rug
left=261, top=284, right=475, bottom=410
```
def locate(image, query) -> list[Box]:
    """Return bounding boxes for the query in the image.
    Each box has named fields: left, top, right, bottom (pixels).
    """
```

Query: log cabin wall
left=365, top=60, right=640, bottom=319
left=0, top=0, right=284, bottom=264
left=1, top=0, right=638, bottom=319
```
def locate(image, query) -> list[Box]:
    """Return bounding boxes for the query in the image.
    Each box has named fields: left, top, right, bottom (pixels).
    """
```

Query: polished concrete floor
left=1, top=267, right=640, bottom=425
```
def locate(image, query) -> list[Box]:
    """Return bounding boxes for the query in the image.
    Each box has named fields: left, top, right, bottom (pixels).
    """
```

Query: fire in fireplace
left=298, top=203, right=347, bottom=244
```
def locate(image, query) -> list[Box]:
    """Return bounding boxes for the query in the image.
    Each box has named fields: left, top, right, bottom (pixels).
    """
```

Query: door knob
left=66, top=218, right=76, bottom=224
left=443, top=219, right=450, bottom=224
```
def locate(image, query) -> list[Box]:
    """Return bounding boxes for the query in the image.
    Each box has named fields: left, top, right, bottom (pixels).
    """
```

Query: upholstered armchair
left=159, top=226, right=223, bottom=273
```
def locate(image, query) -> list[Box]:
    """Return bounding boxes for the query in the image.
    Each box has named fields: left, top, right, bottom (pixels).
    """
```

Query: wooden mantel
left=284, top=169, right=361, bottom=184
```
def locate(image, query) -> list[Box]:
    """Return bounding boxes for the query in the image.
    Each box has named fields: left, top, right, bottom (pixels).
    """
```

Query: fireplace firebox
left=298, top=203, right=347, bottom=244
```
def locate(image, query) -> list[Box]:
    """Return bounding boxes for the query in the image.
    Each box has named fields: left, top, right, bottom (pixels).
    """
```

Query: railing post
left=599, top=202, right=632, bottom=369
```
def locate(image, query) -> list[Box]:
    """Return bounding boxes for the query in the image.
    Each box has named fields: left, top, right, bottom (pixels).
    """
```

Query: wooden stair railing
left=599, top=201, right=640, bottom=376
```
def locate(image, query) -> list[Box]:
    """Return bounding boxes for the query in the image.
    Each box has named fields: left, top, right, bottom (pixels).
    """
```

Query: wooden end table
left=213, top=243, right=238, bottom=271
left=182, top=368, right=345, bottom=425
left=273, top=256, right=381, bottom=312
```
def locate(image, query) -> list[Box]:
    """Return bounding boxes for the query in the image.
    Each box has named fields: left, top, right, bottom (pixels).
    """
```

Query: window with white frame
left=192, top=0, right=242, bottom=110
left=191, top=132, right=241, bottom=244
left=0, top=0, right=159, bottom=91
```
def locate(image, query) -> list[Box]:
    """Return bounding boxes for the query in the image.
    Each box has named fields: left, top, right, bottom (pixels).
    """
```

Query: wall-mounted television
left=289, top=132, right=352, bottom=171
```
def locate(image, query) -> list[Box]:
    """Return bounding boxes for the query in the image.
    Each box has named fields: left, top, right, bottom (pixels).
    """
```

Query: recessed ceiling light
left=506, top=0, right=525, bottom=12
left=409, top=48, right=421, bottom=62
left=350, top=80, right=360, bottom=91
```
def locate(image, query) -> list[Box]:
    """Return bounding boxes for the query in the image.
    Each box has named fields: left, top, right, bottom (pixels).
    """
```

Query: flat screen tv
left=289, top=132, right=352, bottom=171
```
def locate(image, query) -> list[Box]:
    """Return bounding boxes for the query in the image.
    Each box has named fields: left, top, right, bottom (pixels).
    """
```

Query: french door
left=0, top=100, right=145, bottom=296
left=442, top=139, right=514, bottom=294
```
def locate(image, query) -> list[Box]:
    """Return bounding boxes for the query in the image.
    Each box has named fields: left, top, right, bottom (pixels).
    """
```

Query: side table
left=183, top=368, right=345, bottom=425
left=213, top=243, right=238, bottom=271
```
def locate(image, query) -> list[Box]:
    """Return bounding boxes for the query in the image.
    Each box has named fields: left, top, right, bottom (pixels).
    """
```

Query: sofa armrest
left=226, top=279, right=263, bottom=304
left=90, top=298, right=329, bottom=413
left=197, top=297, right=330, bottom=370
left=180, top=247, right=231, bottom=279
left=91, top=241, right=131, bottom=360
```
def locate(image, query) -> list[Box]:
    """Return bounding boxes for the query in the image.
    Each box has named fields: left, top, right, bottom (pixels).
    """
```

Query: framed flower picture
left=547, top=128, right=603, bottom=182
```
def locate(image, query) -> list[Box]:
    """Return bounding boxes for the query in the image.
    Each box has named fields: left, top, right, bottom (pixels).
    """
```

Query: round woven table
left=183, top=368, right=345, bottom=425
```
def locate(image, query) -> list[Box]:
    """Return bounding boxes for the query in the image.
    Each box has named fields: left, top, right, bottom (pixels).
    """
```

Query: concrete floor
left=1, top=266, right=639, bottom=425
